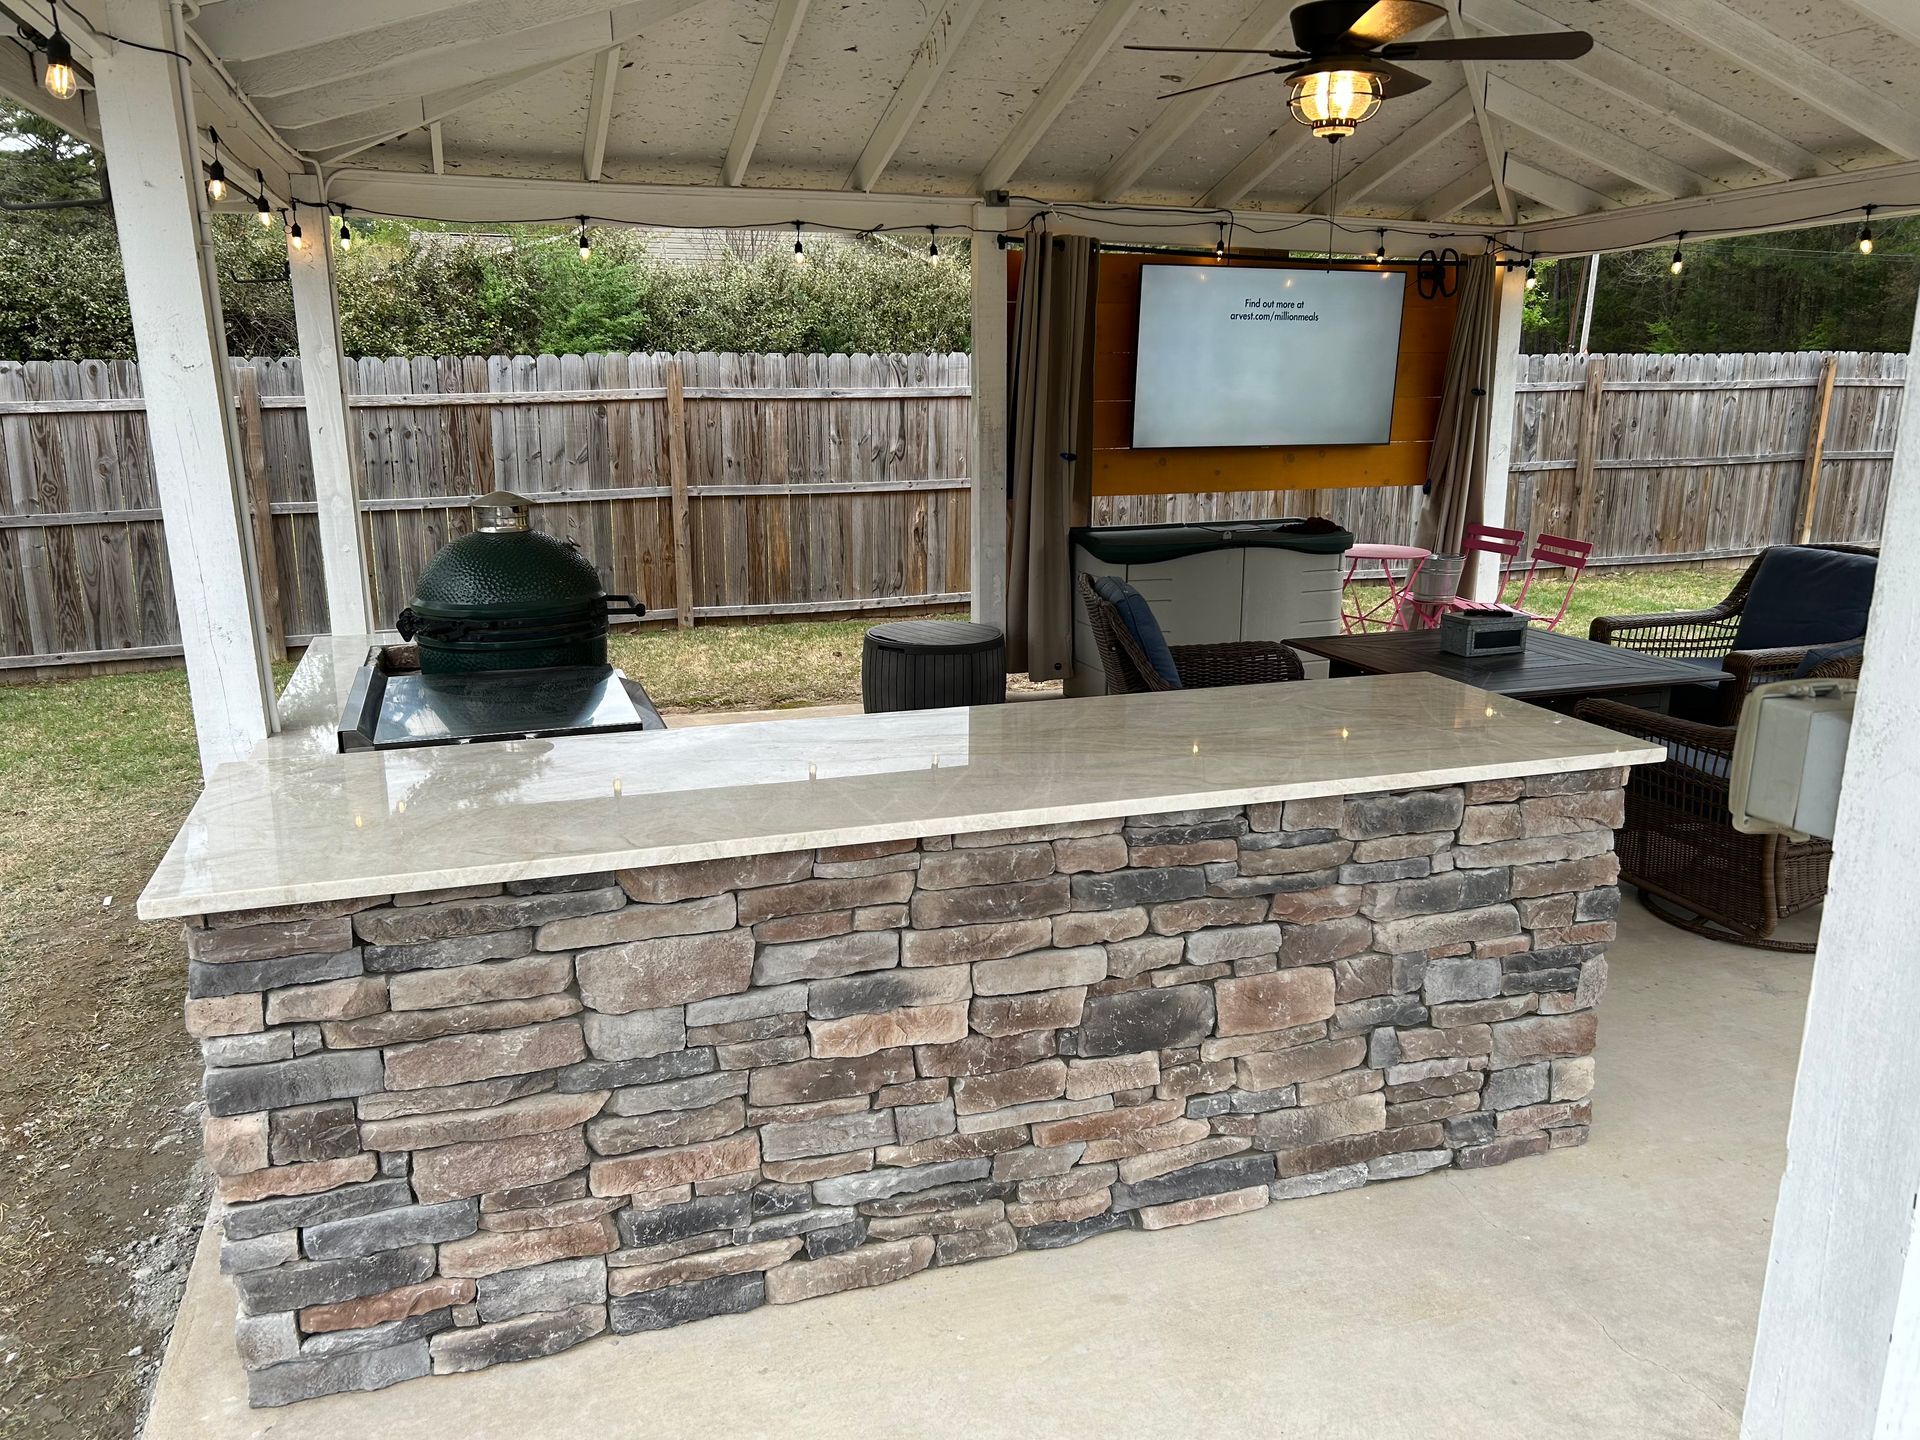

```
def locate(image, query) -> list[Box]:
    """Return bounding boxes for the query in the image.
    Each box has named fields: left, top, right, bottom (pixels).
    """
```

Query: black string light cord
left=11, top=12, right=196, bottom=68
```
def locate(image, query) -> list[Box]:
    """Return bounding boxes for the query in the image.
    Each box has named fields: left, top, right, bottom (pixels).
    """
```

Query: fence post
left=665, top=357, right=695, bottom=629
left=1571, top=354, right=1608, bottom=543
left=234, top=364, right=286, bottom=662
left=1796, top=354, right=1840, bottom=545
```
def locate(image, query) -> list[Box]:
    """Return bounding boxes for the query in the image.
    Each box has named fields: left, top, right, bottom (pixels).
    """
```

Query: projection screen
left=1130, top=264, right=1407, bottom=449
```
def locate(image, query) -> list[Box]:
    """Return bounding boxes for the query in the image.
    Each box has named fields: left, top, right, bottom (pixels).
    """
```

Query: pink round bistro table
left=1341, top=543, right=1431, bottom=634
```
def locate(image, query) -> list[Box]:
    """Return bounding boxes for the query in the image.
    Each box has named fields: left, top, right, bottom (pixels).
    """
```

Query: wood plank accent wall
left=1090, top=251, right=1460, bottom=498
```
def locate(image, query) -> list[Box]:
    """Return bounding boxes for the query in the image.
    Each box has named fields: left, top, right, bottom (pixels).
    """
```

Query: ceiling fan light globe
left=1289, top=69, right=1383, bottom=139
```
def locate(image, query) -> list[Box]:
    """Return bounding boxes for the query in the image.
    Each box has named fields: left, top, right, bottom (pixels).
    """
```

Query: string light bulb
left=1669, top=234, right=1685, bottom=277
left=791, top=221, right=806, bottom=265
left=1375, top=230, right=1386, bottom=264
left=1858, top=206, right=1875, bottom=255
left=578, top=216, right=591, bottom=261
left=254, top=171, right=272, bottom=226
left=927, top=225, right=941, bottom=264
left=287, top=214, right=304, bottom=250
left=337, top=209, right=352, bottom=253
left=41, top=1, right=77, bottom=102
left=205, top=128, right=227, bottom=204
left=1524, top=256, right=1538, bottom=291
left=1215, top=223, right=1226, bottom=262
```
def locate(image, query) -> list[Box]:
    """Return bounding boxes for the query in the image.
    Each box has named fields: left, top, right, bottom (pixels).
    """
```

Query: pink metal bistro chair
left=1426, top=526, right=1592, bottom=632
left=1341, top=542, right=1430, bottom=633
left=1401, top=523, right=1519, bottom=630
left=1503, top=532, right=1594, bottom=631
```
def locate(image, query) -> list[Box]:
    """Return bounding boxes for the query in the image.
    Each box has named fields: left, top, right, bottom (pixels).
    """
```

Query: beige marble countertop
left=137, top=635, right=1662, bottom=920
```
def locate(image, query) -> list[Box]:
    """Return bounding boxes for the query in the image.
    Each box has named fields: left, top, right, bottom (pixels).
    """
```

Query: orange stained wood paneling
left=1091, top=249, right=1458, bottom=497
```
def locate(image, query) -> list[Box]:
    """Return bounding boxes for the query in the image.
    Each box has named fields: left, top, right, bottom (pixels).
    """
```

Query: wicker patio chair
left=1573, top=652, right=1861, bottom=953
left=1077, top=574, right=1304, bottom=694
left=1588, top=543, right=1875, bottom=725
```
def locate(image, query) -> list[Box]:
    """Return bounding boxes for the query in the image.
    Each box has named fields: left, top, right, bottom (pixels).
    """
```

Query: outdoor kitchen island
left=140, top=637, right=1660, bottom=1408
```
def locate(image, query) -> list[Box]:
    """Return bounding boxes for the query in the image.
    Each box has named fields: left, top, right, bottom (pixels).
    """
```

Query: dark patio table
left=1283, top=626, right=1732, bottom=709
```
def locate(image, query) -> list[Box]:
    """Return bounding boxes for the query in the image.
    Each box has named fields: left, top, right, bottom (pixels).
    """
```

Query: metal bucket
left=1411, top=553, right=1466, bottom=603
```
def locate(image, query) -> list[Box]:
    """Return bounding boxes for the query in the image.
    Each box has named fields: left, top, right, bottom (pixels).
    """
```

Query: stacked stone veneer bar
left=183, top=771, right=1623, bottom=1407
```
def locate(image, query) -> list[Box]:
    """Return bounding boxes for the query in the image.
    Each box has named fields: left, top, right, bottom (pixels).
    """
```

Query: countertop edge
left=137, top=742, right=1663, bottom=922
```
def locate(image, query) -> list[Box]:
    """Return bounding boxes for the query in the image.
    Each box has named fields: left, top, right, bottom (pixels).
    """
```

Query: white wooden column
left=288, top=200, right=373, bottom=635
left=94, top=0, right=275, bottom=776
left=970, top=204, right=1010, bottom=629
left=1743, top=288, right=1920, bottom=1438
left=1468, top=260, right=1528, bottom=602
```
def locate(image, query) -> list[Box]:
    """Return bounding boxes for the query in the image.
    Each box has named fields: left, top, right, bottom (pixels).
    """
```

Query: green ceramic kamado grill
left=396, top=490, right=645, bottom=673
left=336, top=491, right=661, bottom=751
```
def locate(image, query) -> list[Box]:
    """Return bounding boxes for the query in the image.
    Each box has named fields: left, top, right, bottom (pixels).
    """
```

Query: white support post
left=1468, top=260, right=1528, bottom=601
left=969, top=206, right=1009, bottom=630
left=94, top=0, right=276, bottom=777
left=288, top=200, right=374, bottom=636
left=1743, top=287, right=1920, bottom=1439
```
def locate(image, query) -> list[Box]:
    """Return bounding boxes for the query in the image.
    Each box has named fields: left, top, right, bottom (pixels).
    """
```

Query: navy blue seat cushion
left=1732, top=548, right=1876, bottom=652
left=1091, top=575, right=1182, bottom=688
left=1793, top=639, right=1865, bottom=677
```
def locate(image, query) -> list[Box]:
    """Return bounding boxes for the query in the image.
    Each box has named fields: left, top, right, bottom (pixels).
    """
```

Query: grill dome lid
left=408, top=491, right=605, bottom=622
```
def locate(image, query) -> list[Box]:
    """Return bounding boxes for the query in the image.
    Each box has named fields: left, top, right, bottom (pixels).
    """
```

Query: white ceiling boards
left=7, top=0, right=1920, bottom=254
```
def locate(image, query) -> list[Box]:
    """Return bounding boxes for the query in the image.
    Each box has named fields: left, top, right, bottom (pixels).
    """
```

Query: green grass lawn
left=0, top=561, right=1740, bottom=1434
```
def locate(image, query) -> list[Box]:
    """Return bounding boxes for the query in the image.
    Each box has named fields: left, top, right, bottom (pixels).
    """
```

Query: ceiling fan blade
left=1125, top=44, right=1303, bottom=55
left=1156, top=65, right=1295, bottom=101
left=1379, top=31, right=1595, bottom=62
left=1367, top=59, right=1432, bottom=99
left=1341, top=1, right=1445, bottom=48
left=1291, top=0, right=1379, bottom=53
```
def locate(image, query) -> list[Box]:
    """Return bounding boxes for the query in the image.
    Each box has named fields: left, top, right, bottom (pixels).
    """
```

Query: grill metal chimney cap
left=472, top=490, right=531, bottom=533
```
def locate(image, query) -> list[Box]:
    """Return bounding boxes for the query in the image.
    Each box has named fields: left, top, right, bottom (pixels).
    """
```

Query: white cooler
left=1069, top=520, right=1353, bottom=695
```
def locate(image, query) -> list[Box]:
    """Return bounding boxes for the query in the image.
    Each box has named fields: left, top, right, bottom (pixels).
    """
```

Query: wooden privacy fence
left=1096, top=350, right=1907, bottom=566
left=0, top=348, right=1906, bottom=673
left=0, top=351, right=972, bottom=670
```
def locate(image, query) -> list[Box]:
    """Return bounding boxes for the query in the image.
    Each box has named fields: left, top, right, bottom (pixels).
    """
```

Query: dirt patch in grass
left=0, top=669, right=212, bottom=1438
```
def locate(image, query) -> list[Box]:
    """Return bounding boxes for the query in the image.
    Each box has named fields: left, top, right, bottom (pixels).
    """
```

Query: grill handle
left=606, top=594, right=648, bottom=621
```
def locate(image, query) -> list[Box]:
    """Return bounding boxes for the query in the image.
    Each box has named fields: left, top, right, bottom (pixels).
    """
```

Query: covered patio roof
left=8, top=0, right=1920, bottom=254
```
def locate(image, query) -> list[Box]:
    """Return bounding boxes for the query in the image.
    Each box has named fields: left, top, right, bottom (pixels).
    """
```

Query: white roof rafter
left=1415, top=167, right=1493, bottom=221
left=978, top=0, right=1143, bottom=197
left=1202, top=125, right=1314, bottom=211
left=724, top=0, right=811, bottom=188
left=1449, top=4, right=1515, bottom=224
left=293, top=0, right=704, bottom=162
left=848, top=0, right=985, bottom=193
left=232, top=0, right=627, bottom=103
left=1094, top=0, right=1298, bottom=203
left=1482, top=73, right=1715, bottom=199
left=1504, top=155, right=1614, bottom=217
left=189, top=1, right=476, bottom=66
left=1464, top=0, right=1831, bottom=181
left=583, top=46, right=621, bottom=182
left=1300, top=88, right=1475, bottom=215
left=1619, top=0, right=1920, bottom=159
left=1842, top=0, right=1920, bottom=52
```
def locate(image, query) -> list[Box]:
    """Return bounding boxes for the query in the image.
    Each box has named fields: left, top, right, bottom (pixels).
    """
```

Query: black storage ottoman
left=861, top=620, right=1006, bottom=713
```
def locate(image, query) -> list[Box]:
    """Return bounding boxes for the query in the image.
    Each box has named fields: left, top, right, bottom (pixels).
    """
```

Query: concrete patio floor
left=142, top=896, right=1815, bottom=1440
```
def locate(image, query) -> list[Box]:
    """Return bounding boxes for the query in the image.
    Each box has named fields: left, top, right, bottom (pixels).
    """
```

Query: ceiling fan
left=1128, top=0, right=1593, bottom=141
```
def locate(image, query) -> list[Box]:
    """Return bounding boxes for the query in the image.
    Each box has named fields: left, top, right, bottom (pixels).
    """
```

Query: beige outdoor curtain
left=1416, top=250, right=1499, bottom=556
left=1005, top=231, right=1097, bottom=681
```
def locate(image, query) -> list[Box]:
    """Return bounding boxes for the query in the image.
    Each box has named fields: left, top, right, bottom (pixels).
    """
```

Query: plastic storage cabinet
left=861, top=620, right=1007, bottom=713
